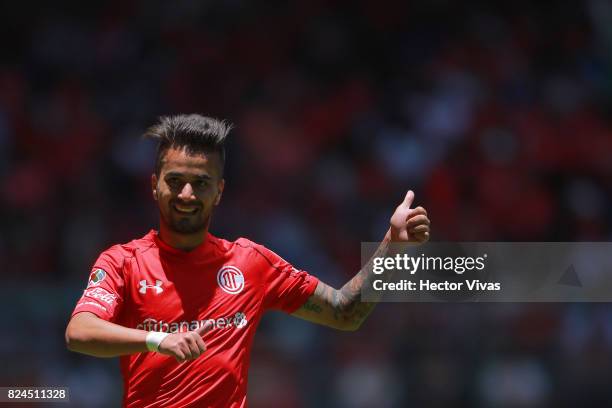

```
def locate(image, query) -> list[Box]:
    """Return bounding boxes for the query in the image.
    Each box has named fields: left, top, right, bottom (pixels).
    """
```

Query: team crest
left=217, top=266, right=244, bottom=295
left=87, top=269, right=106, bottom=287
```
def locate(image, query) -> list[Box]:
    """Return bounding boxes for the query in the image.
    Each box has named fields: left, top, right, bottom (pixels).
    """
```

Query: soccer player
left=65, top=114, right=431, bottom=407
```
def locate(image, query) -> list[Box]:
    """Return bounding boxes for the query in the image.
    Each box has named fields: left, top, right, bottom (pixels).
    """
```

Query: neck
left=158, top=223, right=208, bottom=251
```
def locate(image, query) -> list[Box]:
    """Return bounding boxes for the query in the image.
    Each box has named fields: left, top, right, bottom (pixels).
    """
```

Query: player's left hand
left=158, top=321, right=213, bottom=363
left=387, top=190, right=430, bottom=244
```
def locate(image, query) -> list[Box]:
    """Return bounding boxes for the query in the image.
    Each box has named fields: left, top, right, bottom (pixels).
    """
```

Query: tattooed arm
left=292, top=190, right=430, bottom=331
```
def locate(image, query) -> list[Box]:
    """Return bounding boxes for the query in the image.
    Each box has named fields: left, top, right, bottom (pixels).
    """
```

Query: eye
left=193, top=180, right=207, bottom=188
left=166, top=177, right=182, bottom=188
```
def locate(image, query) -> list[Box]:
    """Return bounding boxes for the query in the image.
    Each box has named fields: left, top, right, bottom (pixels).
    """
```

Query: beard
left=160, top=206, right=211, bottom=234
left=170, top=215, right=209, bottom=234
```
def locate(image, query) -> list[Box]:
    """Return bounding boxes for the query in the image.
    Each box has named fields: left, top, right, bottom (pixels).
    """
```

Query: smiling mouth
left=173, top=204, right=200, bottom=214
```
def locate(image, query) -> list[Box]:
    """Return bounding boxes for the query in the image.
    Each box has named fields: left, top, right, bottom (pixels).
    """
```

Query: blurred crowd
left=1, top=0, right=612, bottom=406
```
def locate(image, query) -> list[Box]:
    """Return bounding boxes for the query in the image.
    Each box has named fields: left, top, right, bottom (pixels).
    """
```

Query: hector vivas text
left=371, top=253, right=501, bottom=292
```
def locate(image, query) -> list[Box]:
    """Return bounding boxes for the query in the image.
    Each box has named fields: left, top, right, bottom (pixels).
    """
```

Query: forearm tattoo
left=316, top=239, right=392, bottom=328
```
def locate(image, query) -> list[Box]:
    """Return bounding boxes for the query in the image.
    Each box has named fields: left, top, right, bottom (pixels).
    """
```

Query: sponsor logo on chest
left=136, top=312, right=248, bottom=332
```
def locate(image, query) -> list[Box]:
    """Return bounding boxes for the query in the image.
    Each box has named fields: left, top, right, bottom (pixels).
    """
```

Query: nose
left=178, top=183, right=195, bottom=200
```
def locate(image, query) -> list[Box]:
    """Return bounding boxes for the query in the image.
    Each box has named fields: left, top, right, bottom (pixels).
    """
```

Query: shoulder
left=97, top=231, right=157, bottom=264
left=210, top=235, right=286, bottom=267
left=123, top=232, right=158, bottom=256
left=209, top=235, right=261, bottom=256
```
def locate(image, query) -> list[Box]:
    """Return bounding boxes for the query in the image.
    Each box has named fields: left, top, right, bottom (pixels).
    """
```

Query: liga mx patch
left=87, top=268, right=106, bottom=287
left=217, top=266, right=245, bottom=295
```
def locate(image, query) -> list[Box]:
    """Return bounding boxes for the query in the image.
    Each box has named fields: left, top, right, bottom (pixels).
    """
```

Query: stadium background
left=1, top=0, right=611, bottom=406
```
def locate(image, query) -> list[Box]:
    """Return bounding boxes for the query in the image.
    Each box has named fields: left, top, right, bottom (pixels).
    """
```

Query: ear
left=151, top=174, right=158, bottom=201
left=214, top=179, right=225, bottom=206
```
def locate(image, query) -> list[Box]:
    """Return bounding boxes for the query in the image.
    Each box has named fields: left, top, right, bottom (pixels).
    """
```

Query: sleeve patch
left=83, top=287, right=117, bottom=305
left=87, top=268, right=107, bottom=287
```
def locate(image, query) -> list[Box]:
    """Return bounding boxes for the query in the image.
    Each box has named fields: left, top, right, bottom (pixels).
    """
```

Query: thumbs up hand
left=387, top=190, right=430, bottom=244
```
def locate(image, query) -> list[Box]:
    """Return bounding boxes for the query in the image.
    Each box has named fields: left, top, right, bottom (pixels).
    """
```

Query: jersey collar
left=150, top=229, right=213, bottom=259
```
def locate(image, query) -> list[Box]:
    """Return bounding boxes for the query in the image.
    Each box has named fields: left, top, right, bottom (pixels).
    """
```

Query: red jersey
left=70, top=230, right=318, bottom=408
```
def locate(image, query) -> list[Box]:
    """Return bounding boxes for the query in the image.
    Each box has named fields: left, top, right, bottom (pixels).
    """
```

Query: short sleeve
left=71, top=245, right=126, bottom=322
left=253, top=244, right=319, bottom=314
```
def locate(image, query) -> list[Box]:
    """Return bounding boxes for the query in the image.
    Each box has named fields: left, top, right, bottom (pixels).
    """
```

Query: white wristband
left=146, top=331, right=169, bottom=352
